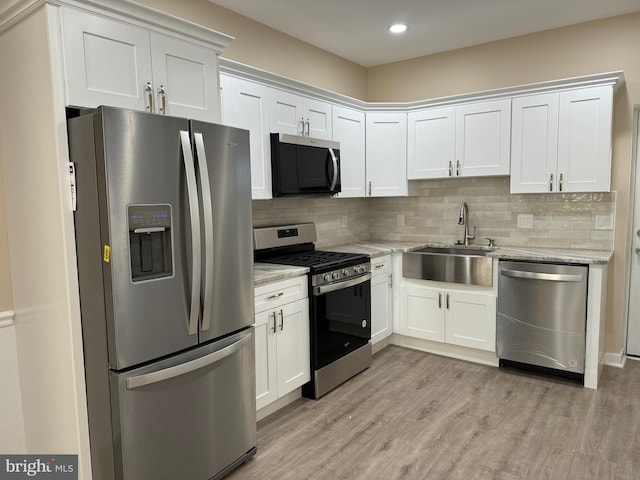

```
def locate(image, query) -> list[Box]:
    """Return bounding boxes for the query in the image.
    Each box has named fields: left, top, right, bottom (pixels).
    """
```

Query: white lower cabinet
left=399, top=282, right=496, bottom=352
left=370, top=255, right=393, bottom=344
left=254, top=277, right=310, bottom=411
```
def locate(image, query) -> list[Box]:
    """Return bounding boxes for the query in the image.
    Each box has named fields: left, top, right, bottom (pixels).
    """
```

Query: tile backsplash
left=253, top=177, right=616, bottom=250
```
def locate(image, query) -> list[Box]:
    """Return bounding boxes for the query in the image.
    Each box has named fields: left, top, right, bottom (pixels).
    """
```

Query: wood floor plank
left=226, top=346, right=639, bottom=480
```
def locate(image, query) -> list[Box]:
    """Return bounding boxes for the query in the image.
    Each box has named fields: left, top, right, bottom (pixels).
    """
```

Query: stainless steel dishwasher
left=497, top=260, right=588, bottom=377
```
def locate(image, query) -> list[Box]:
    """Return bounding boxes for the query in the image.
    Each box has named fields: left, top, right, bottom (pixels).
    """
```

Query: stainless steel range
left=254, top=223, right=372, bottom=399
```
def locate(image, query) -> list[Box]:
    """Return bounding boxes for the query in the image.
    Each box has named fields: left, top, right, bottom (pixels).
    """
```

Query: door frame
left=625, top=105, right=640, bottom=357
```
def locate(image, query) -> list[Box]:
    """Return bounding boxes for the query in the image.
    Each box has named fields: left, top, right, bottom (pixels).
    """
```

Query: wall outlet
left=594, top=214, right=614, bottom=230
left=517, top=214, right=533, bottom=229
left=397, top=214, right=405, bottom=226
left=341, top=215, right=348, bottom=227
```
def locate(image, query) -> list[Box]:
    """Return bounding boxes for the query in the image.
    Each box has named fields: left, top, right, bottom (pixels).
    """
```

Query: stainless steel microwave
left=270, top=133, right=341, bottom=197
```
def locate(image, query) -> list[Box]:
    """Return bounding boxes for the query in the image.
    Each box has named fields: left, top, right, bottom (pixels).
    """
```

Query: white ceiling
left=209, top=0, right=640, bottom=67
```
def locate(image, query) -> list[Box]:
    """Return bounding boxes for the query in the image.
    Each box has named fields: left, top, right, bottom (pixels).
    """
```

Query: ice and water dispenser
left=128, top=205, right=173, bottom=282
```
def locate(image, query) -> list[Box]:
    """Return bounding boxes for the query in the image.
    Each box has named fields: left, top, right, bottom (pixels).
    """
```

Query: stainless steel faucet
left=458, top=202, right=476, bottom=246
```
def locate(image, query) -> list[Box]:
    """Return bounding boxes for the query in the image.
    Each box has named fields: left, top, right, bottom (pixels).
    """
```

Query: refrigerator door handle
left=194, top=132, right=215, bottom=332
left=126, top=331, right=253, bottom=390
left=180, top=131, right=201, bottom=336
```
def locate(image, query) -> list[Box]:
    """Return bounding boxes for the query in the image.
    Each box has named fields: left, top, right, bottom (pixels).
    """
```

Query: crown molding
left=0, top=0, right=234, bottom=50
left=220, top=57, right=624, bottom=113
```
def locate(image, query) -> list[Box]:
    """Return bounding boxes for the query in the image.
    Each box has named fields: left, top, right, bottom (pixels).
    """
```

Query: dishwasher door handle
left=500, top=269, right=584, bottom=282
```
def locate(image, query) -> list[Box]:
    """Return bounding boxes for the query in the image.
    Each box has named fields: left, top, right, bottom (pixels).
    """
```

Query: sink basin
left=403, top=245, right=494, bottom=286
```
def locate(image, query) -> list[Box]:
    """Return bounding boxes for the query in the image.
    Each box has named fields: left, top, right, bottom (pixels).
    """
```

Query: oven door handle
left=313, top=273, right=371, bottom=296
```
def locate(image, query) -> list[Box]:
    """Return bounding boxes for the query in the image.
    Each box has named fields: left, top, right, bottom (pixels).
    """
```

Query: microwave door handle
left=180, top=131, right=201, bottom=336
left=328, top=148, right=338, bottom=191
left=194, top=132, right=214, bottom=332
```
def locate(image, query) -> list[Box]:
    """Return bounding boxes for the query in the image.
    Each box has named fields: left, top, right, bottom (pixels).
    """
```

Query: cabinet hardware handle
left=375, top=264, right=384, bottom=270
left=305, top=119, right=310, bottom=137
left=559, top=173, right=563, bottom=192
left=549, top=173, right=553, bottom=192
left=456, top=160, right=461, bottom=176
left=446, top=293, right=450, bottom=309
left=279, top=309, right=284, bottom=330
left=158, top=85, right=166, bottom=114
left=388, top=274, right=392, bottom=287
left=448, top=161, right=453, bottom=177
left=271, top=312, right=277, bottom=333
left=299, top=118, right=305, bottom=136
left=368, top=181, right=372, bottom=196
left=438, top=292, right=442, bottom=309
left=267, top=292, right=284, bottom=300
left=145, top=82, right=153, bottom=112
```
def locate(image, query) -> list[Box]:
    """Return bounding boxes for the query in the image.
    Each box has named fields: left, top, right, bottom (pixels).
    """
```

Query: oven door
left=311, top=273, right=371, bottom=369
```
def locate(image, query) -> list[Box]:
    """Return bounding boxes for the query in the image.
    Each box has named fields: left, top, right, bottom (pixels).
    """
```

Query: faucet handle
left=485, top=237, right=495, bottom=247
left=467, top=226, right=476, bottom=240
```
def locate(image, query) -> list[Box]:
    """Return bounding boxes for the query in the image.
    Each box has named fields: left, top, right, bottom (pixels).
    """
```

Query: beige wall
left=368, top=13, right=640, bottom=355
left=134, top=0, right=368, bottom=99
left=0, top=134, right=12, bottom=311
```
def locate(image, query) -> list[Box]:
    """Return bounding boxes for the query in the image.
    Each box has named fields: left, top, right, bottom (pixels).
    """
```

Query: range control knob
left=354, top=265, right=362, bottom=274
left=332, top=272, right=340, bottom=280
left=323, top=273, right=332, bottom=282
left=342, top=269, right=351, bottom=277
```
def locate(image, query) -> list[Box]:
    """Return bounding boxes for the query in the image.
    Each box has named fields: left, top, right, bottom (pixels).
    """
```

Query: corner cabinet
left=254, top=276, right=310, bottom=411
left=61, top=7, right=223, bottom=122
left=510, top=85, right=613, bottom=193
left=366, top=112, right=409, bottom=196
left=407, top=99, right=511, bottom=179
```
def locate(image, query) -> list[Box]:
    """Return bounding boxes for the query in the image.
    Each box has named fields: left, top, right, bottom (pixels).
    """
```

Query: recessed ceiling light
left=389, top=24, right=408, bottom=34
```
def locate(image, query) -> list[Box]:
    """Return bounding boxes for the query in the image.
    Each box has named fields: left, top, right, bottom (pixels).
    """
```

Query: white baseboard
left=603, top=350, right=626, bottom=368
left=0, top=310, right=15, bottom=328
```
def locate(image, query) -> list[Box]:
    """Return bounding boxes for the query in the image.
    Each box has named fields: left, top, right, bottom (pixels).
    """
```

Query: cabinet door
left=371, top=257, right=392, bottom=344
left=407, top=107, right=455, bottom=179
left=222, top=76, right=272, bottom=199
left=269, top=89, right=304, bottom=135
left=254, top=310, right=278, bottom=410
left=400, top=286, right=444, bottom=341
left=366, top=113, right=408, bottom=197
left=303, top=98, right=332, bottom=140
left=276, top=298, right=311, bottom=397
left=62, top=8, right=152, bottom=111
left=333, top=106, right=366, bottom=197
left=510, top=93, right=559, bottom=194
left=445, top=291, right=496, bottom=352
left=456, top=99, right=511, bottom=177
left=557, top=86, right=613, bottom=192
left=150, top=33, right=220, bottom=122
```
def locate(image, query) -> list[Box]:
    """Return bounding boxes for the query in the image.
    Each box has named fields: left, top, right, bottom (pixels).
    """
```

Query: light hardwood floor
left=227, top=346, right=640, bottom=480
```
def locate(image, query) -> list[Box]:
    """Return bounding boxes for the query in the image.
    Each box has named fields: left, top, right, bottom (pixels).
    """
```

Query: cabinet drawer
left=371, top=255, right=391, bottom=276
left=254, top=276, right=308, bottom=313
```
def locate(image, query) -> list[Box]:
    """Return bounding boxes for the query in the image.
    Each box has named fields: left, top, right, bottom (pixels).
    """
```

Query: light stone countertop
left=324, top=241, right=613, bottom=265
left=254, top=242, right=612, bottom=285
left=254, top=263, right=309, bottom=286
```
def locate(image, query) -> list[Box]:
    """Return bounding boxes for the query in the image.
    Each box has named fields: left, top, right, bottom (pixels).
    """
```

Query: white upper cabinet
left=333, top=106, right=366, bottom=198
left=220, top=74, right=272, bottom=199
left=61, top=7, right=221, bottom=122
left=456, top=99, right=511, bottom=177
left=366, top=112, right=408, bottom=197
left=269, top=89, right=332, bottom=140
left=407, top=107, right=455, bottom=179
left=407, top=99, right=511, bottom=179
left=511, top=86, right=613, bottom=193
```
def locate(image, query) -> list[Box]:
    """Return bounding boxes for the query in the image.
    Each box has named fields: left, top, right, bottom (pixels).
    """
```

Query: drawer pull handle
left=374, top=264, right=384, bottom=270
left=267, top=292, right=284, bottom=300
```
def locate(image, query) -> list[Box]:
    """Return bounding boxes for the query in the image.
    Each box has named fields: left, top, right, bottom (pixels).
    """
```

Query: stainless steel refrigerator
left=68, top=106, right=256, bottom=480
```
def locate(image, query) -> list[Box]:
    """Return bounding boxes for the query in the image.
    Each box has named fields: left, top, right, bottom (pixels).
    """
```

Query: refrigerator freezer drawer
left=109, top=329, right=256, bottom=480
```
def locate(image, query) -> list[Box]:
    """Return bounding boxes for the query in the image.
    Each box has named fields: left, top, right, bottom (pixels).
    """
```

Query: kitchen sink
left=402, top=245, right=495, bottom=286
